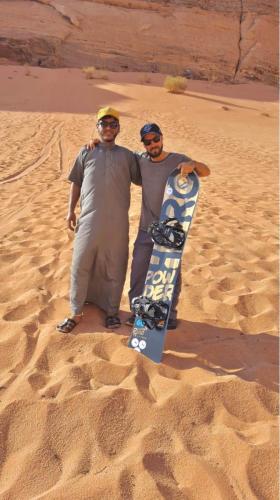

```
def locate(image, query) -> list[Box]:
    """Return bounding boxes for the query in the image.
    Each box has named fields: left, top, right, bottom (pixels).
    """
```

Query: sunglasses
left=98, top=120, right=119, bottom=129
left=142, top=136, right=161, bottom=146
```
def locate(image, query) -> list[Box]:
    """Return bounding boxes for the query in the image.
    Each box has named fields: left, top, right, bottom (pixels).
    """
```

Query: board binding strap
left=148, top=217, right=185, bottom=250
left=131, top=296, right=169, bottom=331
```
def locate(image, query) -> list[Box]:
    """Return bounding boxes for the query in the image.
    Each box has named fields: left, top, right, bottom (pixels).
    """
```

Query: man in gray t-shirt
left=86, top=122, right=210, bottom=330
left=127, top=123, right=210, bottom=329
left=136, top=151, right=192, bottom=232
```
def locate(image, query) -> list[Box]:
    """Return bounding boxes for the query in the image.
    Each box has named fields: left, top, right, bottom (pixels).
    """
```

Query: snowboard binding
left=148, top=218, right=185, bottom=249
left=132, top=296, right=169, bottom=330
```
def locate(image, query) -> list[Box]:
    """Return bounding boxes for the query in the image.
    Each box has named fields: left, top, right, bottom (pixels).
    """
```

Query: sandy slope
left=0, top=66, right=278, bottom=500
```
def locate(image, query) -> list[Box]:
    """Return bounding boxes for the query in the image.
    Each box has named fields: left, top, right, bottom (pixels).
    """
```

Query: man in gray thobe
left=57, top=107, right=141, bottom=332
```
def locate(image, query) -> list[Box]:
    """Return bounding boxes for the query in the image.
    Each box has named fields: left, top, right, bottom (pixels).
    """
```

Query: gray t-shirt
left=135, top=152, right=192, bottom=231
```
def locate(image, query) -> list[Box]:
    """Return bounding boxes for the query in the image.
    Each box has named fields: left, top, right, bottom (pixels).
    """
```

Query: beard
left=148, top=145, right=163, bottom=158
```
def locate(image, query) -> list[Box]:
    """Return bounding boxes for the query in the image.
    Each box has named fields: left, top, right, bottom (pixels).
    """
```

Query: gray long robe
left=68, top=142, right=141, bottom=316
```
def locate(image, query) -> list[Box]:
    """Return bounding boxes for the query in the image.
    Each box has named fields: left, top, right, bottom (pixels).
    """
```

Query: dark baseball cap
left=140, top=123, right=162, bottom=141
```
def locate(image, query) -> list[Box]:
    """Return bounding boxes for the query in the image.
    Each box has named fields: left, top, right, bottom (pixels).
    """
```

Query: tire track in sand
left=0, top=123, right=62, bottom=185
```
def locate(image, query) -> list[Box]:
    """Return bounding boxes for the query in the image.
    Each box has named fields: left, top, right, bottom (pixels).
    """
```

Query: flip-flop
left=125, top=314, right=135, bottom=326
left=56, top=318, right=77, bottom=333
left=105, top=316, right=121, bottom=329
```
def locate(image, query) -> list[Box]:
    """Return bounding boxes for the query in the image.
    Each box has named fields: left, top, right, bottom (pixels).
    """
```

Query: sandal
left=56, top=317, right=78, bottom=333
left=105, top=315, right=121, bottom=329
left=125, top=314, right=135, bottom=326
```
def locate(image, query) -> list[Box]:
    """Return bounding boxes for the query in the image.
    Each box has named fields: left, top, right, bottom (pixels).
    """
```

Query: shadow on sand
left=0, top=66, right=134, bottom=114
left=69, top=305, right=278, bottom=393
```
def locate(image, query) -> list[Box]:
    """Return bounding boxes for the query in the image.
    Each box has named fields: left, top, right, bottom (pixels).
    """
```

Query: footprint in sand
left=0, top=251, right=23, bottom=263
left=37, top=297, right=68, bottom=324
left=143, top=451, right=178, bottom=481
left=235, top=293, right=272, bottom=317
left=3, top=302, right=38, bottom=321
left=90, top=360, right=132, bottom=386
left=247, top=446, right=278, bottom=500
left=40, top=382, right=62, bottom=399
left=217, top=379, right=274, bottom=423
left=28, top=371, right=48, bottom=391
left=216, top=302, right=238, bottom=323
left=239, top=312, right=276, bottom=334
left=0, top=288, right=17, bottom=303
left=96, top=389, right=133, bottom=457
left=119, top=469, right=136, bottom=500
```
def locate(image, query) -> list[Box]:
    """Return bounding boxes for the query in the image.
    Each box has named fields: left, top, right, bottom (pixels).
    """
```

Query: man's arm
left=67, top=182, right=81, bottom=231
left=130, top=152, right=142, bottom=186
left=67, top=148, right=86, bottom=230
left=179, top=160, right=210, bottom=178
left=193, top=161, right=210, bottom=177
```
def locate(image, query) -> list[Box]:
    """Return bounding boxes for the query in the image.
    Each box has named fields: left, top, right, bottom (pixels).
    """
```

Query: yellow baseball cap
left=97, top=106, right=120, bottom=121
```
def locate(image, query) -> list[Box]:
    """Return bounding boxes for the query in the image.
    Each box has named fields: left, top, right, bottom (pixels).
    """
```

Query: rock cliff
left=0, top=0, right=278, bottom=83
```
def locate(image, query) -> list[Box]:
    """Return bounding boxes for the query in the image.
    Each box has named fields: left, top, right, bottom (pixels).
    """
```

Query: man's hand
left=178, top=161, right=195, bottom=178
left=86, top=138, right=100, bottom=150
left=67, top=211, right=76, bottom=231
left=178, top=161, right=211, bottom=178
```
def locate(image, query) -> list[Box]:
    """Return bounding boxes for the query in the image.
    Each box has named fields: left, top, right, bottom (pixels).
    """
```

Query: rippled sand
left=0, top=66, right=278, bottom=500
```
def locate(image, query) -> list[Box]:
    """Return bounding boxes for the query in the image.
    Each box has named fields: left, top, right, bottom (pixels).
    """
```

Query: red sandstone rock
left=0, top=0, right=278, bottom=84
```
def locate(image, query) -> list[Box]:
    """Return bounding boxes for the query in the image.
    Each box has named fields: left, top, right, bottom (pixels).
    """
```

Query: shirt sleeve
left=180, top=153, right=193, bottom=163
left=130, top=152, right=142, bottom=186
left=68, top=148, right=87, bottom=187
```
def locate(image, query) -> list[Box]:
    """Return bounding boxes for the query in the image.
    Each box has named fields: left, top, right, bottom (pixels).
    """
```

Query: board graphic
left=128, top=170, right=200, bottom=363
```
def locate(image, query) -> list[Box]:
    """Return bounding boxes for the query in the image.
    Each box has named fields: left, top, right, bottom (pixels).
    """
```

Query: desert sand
left=0, top=65, right=278, bottom=499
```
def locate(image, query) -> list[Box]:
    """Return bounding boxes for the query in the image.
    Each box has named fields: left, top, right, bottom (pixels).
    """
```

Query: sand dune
left=0, top=66, right=278, bottom=499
